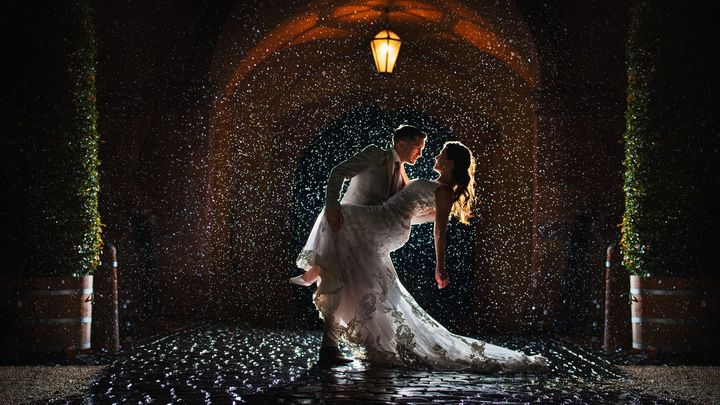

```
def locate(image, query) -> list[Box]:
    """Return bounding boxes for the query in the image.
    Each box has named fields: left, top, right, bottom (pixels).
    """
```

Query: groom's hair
left=393, top=125, right=426, bottom=144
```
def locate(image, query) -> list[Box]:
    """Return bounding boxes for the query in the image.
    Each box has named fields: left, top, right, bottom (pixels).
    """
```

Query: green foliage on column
left=622, top=1, right=720, bottom=277
left=66, top=0, right=103, bottom=277
left=3, top=1, right=102, bottom=277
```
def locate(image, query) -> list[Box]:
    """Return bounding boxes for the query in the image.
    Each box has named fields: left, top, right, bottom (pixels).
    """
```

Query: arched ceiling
left=213, top=0, right=539, bottom=93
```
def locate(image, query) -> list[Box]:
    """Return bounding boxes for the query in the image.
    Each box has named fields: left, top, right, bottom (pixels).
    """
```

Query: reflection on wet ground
left=68, top=325, right=687, bottom=403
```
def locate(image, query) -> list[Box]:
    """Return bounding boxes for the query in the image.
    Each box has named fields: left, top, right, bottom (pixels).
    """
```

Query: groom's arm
left=324, top=144, right=385, bottom=210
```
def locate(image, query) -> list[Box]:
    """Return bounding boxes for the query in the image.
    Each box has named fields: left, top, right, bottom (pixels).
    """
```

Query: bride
left=293, top=141, right=547, bottom=373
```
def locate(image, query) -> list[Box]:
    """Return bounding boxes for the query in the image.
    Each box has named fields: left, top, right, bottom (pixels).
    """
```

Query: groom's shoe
left=317, top=346, right=353, bottom=367
left=289, top=275, right=312, bottom=286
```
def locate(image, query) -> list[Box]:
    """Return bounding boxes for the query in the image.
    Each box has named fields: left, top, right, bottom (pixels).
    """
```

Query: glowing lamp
left=370, top=29, right=401, bottom=74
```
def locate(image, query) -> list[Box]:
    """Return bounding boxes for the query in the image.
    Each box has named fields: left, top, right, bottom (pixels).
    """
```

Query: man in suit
left=319, top=124, right=427, bottom=365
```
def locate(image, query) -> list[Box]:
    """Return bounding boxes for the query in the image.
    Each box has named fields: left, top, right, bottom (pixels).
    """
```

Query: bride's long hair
left=444, top=141, right=476, bottom=225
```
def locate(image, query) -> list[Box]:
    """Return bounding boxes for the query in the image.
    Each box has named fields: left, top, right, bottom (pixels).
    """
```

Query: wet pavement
left=51, top=324, right=689, bottom=403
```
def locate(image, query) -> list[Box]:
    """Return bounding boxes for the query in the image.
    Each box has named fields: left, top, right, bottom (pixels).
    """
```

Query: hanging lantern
left=370, top=29, right=401, bottom=74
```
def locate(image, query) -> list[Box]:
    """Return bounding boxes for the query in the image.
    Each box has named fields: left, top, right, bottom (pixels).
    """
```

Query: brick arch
left=205, top=0, right=540, bottom=330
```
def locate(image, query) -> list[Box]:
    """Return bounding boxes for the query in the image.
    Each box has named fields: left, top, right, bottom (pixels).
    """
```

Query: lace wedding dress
left=297, top=179, right=548, bottom=373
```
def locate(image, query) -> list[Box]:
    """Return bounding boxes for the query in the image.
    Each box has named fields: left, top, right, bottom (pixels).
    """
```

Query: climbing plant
left=622, top=1, right=719, bottom=277
left=4, top=1, right=102, bottom=277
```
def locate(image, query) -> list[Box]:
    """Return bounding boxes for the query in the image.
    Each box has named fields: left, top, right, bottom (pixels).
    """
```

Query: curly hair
left=444, top=141, right=476, bottom=225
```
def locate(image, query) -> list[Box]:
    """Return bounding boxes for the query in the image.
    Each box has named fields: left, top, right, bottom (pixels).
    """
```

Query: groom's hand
left=326, top=207, right=344, bottom=232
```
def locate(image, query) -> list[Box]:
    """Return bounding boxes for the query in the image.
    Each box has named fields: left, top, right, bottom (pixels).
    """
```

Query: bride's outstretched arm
left=434, top=186, right=453, bottom=289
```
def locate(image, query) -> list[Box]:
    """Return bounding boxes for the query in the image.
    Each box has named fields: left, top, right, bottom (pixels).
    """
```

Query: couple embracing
left=291, top=125, right=547, bottom=373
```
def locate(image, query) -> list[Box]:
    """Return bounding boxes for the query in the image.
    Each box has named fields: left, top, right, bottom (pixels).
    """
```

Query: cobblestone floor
left=48, top=324, right=691, bottom=404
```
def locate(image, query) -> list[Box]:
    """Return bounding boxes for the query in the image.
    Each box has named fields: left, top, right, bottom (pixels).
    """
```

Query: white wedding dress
left=297, top=179, right=548, bottom=373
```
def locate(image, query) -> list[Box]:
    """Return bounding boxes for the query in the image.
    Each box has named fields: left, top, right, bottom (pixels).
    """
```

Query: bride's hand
left=435, top=267, right=449, bottom=289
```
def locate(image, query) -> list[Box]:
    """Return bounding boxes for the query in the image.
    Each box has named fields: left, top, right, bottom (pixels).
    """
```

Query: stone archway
left=204, top=0, right=540, bottom=331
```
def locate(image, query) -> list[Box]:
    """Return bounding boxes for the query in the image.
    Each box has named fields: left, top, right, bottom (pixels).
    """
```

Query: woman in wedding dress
left=293, top=141, right=548, bottom=373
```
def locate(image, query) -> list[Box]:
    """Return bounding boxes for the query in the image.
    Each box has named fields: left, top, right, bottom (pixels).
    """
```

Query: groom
left=319, top=124, right=427, bottom=365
